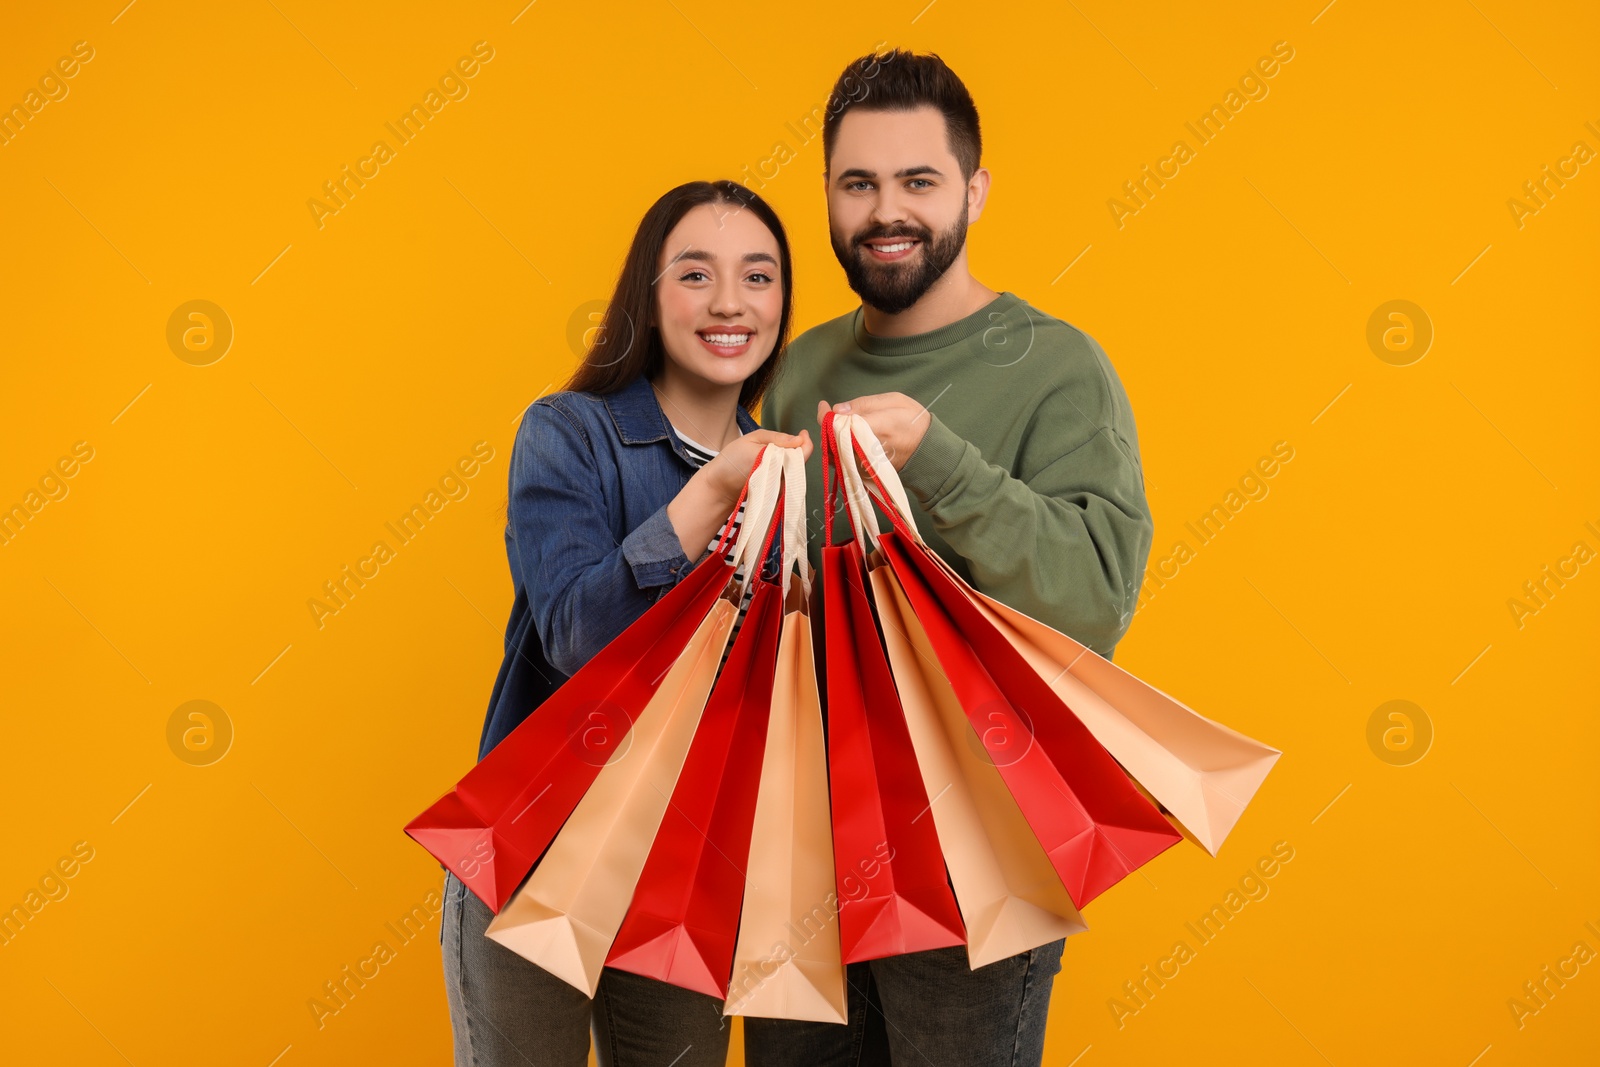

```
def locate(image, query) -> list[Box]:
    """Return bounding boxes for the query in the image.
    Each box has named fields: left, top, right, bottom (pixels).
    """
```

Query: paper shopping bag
left=483, top=598, right=736, bottom=994
left=405, top=444, right=786, bottom=913
left=725, top=448, right=847, bottom=1022
left=819, top=420, right=965, bottom=964
left=829, top=412, right=1182, bottom=909
left=829, top=413, right=1278, bottom=855
left=868, top=558, right=1088, bottom=967
left=927, top=560, right=1280, bottom=856
left=821, top=416, right=1084, bottom=966
left=605, top=501, right=789, bottom=997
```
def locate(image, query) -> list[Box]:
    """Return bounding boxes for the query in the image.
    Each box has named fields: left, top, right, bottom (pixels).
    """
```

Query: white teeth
left=872, top=241, right=915, bottom=253
left=701, top=333, right=749, bottom=346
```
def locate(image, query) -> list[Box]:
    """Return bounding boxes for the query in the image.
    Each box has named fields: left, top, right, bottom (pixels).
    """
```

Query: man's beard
left=830, top=207, right=968, bottom=316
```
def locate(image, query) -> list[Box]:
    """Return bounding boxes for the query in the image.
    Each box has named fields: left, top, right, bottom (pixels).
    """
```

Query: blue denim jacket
left=475, top=371, right=780, bottom=761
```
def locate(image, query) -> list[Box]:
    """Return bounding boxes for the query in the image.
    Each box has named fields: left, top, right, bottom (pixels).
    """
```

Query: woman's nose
left=710, top=276, right=744, bottom=315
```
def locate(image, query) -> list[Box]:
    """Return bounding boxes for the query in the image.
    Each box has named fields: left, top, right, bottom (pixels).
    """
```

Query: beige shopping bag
left=869, top=547, right=1088, bottom=967
left=484, top=446, right=791, bottom=995
left=484, top=601, right=735, bottom=994
left=942, top=574, right=1279, bottom=856
left=826, top=417, right=1085, bottom=967
left=724, top=447, right=845, bottom=1022
left=838, top=413, right=1280, bottom=858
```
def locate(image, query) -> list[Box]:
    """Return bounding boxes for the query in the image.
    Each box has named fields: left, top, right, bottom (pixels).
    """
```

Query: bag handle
left=832, top=412, right=880, bottom=552
left=845, top=415, right=918, bottom=538
left=724, top=444, right=786, bottom=597
left=822, top=411, right=922, bottom=552
left=821, top=409, right=844, bottom=548
left=778, top=444, right=813, bottom=602
left=821, top=410, right=881, bottom=548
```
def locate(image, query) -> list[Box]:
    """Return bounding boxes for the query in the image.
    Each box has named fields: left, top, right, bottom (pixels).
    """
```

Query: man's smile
left=862, top=237, right=922, bottom=262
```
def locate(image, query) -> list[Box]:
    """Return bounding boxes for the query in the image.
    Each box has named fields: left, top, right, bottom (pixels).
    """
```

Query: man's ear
left=967, top=166, right=992, bottom=224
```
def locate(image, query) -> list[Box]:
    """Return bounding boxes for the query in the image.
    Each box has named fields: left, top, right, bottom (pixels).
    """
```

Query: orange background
left=2, top=1, right=1596, bottom=1064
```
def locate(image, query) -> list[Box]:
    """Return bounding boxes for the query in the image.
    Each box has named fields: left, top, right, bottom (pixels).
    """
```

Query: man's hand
left=815, top=393, right=932, bottom=472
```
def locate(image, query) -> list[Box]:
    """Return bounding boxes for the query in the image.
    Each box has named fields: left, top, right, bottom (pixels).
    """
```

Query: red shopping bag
left=605, top=500, right=789, bottom=997
left=404, top=451, right=777, bottom=914
left=830, top=412, right=1183, bottom=909
left=819, top=420, right=965, bottom=963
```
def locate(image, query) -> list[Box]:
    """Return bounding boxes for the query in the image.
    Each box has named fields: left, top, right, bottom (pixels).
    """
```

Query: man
left=751, top=49, right=1155, bottom=1065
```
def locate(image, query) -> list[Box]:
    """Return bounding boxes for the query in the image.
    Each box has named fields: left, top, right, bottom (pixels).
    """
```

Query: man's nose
left=870, top=186, right=908, bottom=227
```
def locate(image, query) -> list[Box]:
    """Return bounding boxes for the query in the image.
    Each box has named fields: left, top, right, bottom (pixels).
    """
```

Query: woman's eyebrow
left=671, top=248, right=778, bottom=267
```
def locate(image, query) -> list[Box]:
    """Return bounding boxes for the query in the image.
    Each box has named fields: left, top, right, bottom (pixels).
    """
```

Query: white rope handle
left=726, top=445, right=785, bottom=598
left=779, top=444, right=813, bottom=601
left=833, top=413, right=880, bottom=552
left=832, top=413, right=921, bottom=551
left=844, top=415, right=918, bottom=537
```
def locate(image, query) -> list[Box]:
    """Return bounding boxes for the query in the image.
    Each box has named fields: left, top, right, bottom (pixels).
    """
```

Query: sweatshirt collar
left=852, top=291, right=1021, bottom=356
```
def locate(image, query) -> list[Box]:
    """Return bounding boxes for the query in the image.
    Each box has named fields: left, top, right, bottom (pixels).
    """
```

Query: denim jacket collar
left=603, top=372, right=759, bottom=450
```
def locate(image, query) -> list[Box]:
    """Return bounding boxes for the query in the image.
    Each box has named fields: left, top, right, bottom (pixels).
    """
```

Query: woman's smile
left=696, top=327, right=754, bottom=357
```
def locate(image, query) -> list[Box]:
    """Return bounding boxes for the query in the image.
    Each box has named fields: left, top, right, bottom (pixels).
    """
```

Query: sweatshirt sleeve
left=895, top=383, right=1153, bottom=657
left=507, top=400, right=693, bottom=677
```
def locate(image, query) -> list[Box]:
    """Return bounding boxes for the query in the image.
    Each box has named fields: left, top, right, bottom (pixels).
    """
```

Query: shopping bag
left=834, top=410, right=1278, bottom=855
left=826, top=416, right=1084, bottom=966
left=858, top=501, right=1088, bottom=967
left=725, top=448, right=847, bottom=1023
left=819, top=417, right=966, bottom=964
left=483, top=600, right=735, bottom=992
left=479, top=447, right=794, bottom=993
left=828, top=412, right=1183, bottom=910
left=936, top=573, right=1280, bottom=856
left=404, top=445, right=786, bottom=913
left=604, top=458, right=794, bottom=997
left=480, top=441, right=793, bottom=991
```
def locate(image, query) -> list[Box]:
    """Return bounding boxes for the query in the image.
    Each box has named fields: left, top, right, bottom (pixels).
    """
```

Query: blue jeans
left=743, top=941, right=1066, bottom=1067
left=439, top=870, right=734, bottom=1066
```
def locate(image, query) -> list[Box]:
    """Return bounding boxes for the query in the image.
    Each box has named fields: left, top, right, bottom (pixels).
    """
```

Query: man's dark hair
left=822, top=49, right=982, bottom=181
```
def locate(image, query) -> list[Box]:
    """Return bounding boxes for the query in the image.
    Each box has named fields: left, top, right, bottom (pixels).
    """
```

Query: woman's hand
left=698, top=428, right=813, bottom=509
left=668, top=429, right=812, bottom=562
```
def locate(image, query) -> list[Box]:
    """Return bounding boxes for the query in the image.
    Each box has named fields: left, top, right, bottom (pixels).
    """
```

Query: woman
left=439, top=180, right=813, bottom=1066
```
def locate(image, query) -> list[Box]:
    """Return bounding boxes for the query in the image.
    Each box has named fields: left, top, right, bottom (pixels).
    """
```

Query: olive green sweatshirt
left=758, top=291, right=1152, bottom=659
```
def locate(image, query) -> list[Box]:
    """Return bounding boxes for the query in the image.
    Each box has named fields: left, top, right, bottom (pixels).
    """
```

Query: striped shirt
left=673, top=428, right=764, bottom=664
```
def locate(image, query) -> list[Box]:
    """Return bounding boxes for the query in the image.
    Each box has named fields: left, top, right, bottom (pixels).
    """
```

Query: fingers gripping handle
left=844, top=414, right=918, bottom=538
left=727, top=444, right=785, bottom=595
left=824, top=412, right=921, bottom=551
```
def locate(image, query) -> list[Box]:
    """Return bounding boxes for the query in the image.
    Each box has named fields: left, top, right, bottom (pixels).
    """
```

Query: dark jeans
left=743, top=941, right=1066, bottom=1067
left=442, top=868, right=1064, bottom=1066
left=439, top=870, right=733, bottom=1066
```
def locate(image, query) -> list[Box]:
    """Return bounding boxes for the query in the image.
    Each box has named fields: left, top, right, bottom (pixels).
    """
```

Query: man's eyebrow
left=835, top=165, right=946, bottom=182
left=670, top=248, right=779, bottom=266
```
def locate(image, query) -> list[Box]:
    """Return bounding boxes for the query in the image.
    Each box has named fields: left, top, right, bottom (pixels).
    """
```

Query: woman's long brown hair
left=498, top=181, right=795, bottom=523
left=560, top=179, right=795, bottom=411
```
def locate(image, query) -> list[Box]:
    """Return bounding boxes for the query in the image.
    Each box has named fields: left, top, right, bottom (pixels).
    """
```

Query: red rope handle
left=711, top=443, right=772, bottom=558
left=821, top=411, right=843, bottom=549
left=754, top=469, right=785, bottom=580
